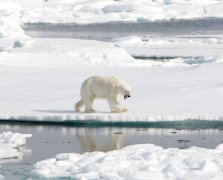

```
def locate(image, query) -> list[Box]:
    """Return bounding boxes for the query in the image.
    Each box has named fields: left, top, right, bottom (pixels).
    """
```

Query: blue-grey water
left=1, top=123, right=223, bottom=179
left=23, top=18, right=223, bottom=41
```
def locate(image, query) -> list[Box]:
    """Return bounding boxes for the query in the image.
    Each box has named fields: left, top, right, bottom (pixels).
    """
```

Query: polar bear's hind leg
left=75, top=99, right=84, bottom=112
left=84, top=96, right=96, bottom=113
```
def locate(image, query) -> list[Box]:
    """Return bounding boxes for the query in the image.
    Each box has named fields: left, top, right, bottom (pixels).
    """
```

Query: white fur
left=75, top=76, right=131, bottom=113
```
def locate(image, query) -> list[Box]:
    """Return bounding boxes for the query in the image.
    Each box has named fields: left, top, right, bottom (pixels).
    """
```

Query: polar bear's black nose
left=124, top=95, right=131, bottom=99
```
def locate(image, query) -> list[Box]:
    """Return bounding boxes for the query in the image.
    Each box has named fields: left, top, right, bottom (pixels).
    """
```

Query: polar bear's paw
left=85, top=109, right=96, bottom=113
left=111, top=107, right=128, bottom=113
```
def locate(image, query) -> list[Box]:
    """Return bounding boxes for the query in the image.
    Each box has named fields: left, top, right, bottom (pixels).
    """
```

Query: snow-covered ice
left=33, top=143, right=223, bottom=179
left=2, top=0, right=223, bottom=25
left=0, top=38, right=223, bottom=122
left=0, top=131, right=31, bottom=179
left=113, top=35, right=223, bottom=59
left=0, top=131, right=31, bottom=159
left=0, top=38, right=135, bottom=67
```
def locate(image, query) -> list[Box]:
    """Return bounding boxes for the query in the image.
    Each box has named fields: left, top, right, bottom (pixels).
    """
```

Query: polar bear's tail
left=75, top=99, right=84, bottom=112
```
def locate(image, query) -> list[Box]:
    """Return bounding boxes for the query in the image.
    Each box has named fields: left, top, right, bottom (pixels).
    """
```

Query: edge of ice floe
left=1, top=114, right=223, bottom=127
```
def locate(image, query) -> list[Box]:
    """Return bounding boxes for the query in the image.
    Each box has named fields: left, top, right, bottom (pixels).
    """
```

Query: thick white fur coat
left=75, top=76, right=131, bottom=113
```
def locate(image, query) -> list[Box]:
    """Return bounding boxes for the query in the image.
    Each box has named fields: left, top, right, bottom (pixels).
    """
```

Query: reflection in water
left=1, top=124, right=223, bottom=153
left=76, top=128, right=124, bottom=152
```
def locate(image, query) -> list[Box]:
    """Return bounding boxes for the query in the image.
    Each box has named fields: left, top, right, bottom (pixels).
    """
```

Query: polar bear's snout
left=124, top=91, right=131, bottom=99
left=124, top=95, right=130, bottom=99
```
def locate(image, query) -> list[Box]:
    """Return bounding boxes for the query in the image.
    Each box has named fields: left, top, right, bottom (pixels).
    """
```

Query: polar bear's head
left=110, top=76, right=132, bottom=99
left=112, top=76, right=131, bottom=100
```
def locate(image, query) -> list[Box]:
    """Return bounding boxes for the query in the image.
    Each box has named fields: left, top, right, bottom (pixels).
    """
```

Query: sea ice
left=113, top=35, right=223, bottom=59
left=33, top=143, right=223, bottom=179
left=14, top=0, right=223, bottom=24
left=0, top=38, right=222, bottom=122
left=0, top=131, right=32, bottom=179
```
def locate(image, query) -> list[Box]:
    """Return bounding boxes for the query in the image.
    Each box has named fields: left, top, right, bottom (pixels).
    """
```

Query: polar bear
left=75, top=76, right=131, bottom=113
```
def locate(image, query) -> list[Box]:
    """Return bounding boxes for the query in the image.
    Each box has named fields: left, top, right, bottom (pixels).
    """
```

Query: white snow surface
left=0, top=38, right=223, bottom=122
left=1, top=0, right=223, bottom=38
left=10, top=0, right=223, bottom=24
left=33, top=143, right=223, bottom=179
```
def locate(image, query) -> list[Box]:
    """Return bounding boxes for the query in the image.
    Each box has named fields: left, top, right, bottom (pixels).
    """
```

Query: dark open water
left=23, top=18, right=223, bottom=41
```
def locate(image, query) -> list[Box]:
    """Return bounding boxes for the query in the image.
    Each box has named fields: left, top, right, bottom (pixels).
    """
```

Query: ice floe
left=0, top=131, right=31, bottom=159
left=33, top=143, right=223, bottom=179
left=0, top=38, right=222, bottom=122
left=0, top=131, right=31, bottom=178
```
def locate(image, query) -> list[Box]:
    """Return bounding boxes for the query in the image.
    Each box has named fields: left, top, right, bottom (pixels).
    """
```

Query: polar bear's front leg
left=108, top=96, right=118, bottom=113
left=108, top=96, right=127, bottom=113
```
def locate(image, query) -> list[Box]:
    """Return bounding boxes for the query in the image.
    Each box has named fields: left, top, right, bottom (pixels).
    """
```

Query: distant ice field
left=22, top=19, right=223, bottom=66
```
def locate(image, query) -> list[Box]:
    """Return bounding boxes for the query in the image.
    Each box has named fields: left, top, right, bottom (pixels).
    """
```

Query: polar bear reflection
left=75, top=76, right=131, bottom=113
left=76, top=128, right=124, bottom=152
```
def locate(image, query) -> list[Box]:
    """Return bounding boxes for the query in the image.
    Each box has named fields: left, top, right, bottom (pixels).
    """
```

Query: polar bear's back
left=80, top=76, right=113, bottom=99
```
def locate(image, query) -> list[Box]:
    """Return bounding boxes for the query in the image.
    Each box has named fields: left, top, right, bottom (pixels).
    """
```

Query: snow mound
left=33, top=143, right=223, bottom=179
left=0, top=1, right=27, bottom=39
left=0, top=38, right=137, bottom=67
left=0, top=131, right=31, bottom=148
